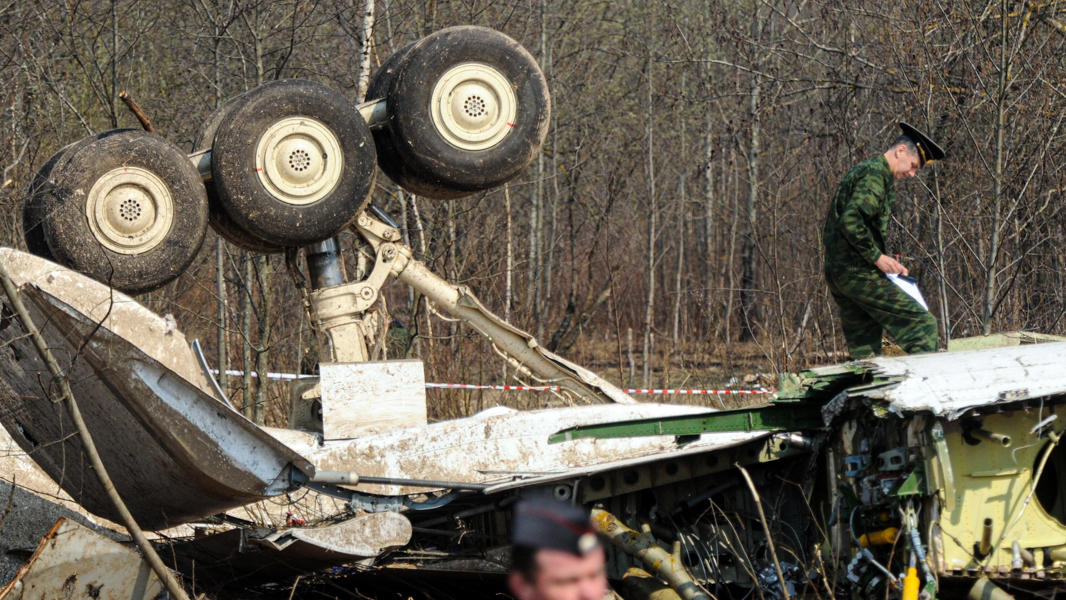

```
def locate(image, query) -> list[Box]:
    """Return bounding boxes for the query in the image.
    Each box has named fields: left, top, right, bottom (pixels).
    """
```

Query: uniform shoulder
left=853, top=155, right=889, bottom=177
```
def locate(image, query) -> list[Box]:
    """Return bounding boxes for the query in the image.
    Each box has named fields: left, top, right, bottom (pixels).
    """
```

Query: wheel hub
left=256, top=117, right=343, bottom=205
left=86, top=167, right=174, bottom=255
left=431, top=63, right=517, bottom=151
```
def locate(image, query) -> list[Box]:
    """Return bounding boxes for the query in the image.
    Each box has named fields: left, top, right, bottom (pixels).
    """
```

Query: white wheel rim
left=430, top=63, right=517, bottom=151
left=86, top=166, right=174, bottom=255
left=255, top=117, right=344, bottom=205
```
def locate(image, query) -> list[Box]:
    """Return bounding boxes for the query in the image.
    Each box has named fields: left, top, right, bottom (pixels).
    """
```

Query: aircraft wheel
left=383, top=26, right=551, bottom=198
left=40, top=129, right=209, bottom=294
left=194, top=95, right=285, bottom=253
left=210, top=79, right=376, bottom=247
left=366, top=43, right=469, bottom=200
left=24, top=142, right=81, bottom=261
left=23, top=130, right=137, bottom=262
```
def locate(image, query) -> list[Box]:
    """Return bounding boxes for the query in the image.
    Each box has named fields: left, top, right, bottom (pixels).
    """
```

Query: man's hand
left=874, top=254, right=909, bottom=276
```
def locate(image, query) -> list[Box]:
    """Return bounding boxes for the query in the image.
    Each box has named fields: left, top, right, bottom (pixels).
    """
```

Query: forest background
left=0, top=0, right=1063, bottom=424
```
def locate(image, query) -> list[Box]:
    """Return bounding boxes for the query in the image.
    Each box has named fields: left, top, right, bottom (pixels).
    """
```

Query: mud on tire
left=382, top=26, right=551, bottom=198
left=367, top=43, right=469, bottom=200
left=24, top=130, right=133, bottom=262
left=23, top=144, right=76, bottom=262
left=210, top=79, right=377, bottom=247
left=40, top=129, right=209, bottom=295
left=194, top=95, right=286, bottom=253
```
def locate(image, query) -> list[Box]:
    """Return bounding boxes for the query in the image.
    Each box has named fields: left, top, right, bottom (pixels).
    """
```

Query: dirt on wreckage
left=3, top=247, right=1066, bottom=599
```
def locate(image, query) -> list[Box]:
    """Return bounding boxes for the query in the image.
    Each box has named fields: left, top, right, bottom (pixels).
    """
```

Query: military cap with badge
left=898, top=122, right=946, bottom=166
left=512, top=498, right=601, bottom=556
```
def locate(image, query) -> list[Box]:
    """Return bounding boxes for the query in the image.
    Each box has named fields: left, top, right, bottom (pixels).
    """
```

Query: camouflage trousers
left=825, top=268, right=938, bottom=359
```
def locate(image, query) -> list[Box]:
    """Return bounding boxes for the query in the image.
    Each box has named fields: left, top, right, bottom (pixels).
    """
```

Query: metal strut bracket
left=308, top=234, right=402, bottom=363
left=350, top=211, right=637, bottom=406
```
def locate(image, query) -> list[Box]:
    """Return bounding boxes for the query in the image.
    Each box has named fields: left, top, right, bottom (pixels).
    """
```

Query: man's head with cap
left=508, top=498, right=607, bottom=600
left=883, top=122, right=946, bottom=180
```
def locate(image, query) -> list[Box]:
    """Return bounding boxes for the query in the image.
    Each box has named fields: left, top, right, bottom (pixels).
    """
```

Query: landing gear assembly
left=23, top=26, right=550, bottom=295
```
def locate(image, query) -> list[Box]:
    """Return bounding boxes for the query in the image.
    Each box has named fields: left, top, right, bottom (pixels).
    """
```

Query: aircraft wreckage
left=3, top=24, right=1066, bottom=600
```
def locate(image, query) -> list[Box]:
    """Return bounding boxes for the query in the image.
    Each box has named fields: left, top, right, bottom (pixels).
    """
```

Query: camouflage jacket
left=822, top=155, right=895, bottom=274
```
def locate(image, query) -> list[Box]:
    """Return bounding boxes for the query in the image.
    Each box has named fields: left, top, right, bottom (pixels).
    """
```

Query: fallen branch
left=118, top=90, right=156, bottom=133
left=591, top=508, right=712, bottom=600
left=2, top=138, right=30, bottom=189
left=736, top=463, right=789, bottom=600
left=287, top=575, right=301, bottom=600
left=0, top=264, right=189, bottom=600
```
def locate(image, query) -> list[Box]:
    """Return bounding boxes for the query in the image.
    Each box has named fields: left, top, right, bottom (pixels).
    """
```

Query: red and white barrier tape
left=212, top=370, right=773, bottom=395
left=625, top=388, right=772, bottom=395
left=426, top=382, right=773, bottom=394
left=216, top=369, right=311, bottom=381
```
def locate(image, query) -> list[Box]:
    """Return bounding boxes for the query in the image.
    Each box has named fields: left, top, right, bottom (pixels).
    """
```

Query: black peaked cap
left=899, top=122, right=946, bottom=166
left=512, top=498, right=601, bottom=556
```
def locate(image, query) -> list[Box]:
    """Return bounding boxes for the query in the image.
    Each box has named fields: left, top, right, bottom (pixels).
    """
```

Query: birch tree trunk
left=934, top=176, right=950, bottom=343
left=982, top=0, right=1009, bottom=335
left=673, top=75, right=686, bottom=346
left=703, top=91, right=715, bottom=339
left=398, top=188, right=419, bottom=356
left=544, top=37, right=557, bottom=313
left=726, top=147, right=739, bottom=344
left=216, top=239, right=227, bottom=396
left=245, top=11, right=268, bottom=418
left=241, top=252, right=254, bottom=420
left=527, top=186, right=539, bottom=320
left=110, top=0, right=118, bottom=128
left=211, top=16, right=228, bottom=396
left=532, top=0, right=548, bottom=339
left=254, top=256, right=271, bottom=424
left=447, top=199, right=458, bottom=341
left=642, top=18, right=657, bottom=389
left=504, top=183, right=513, bottom=381
left=355, top=0, right=376, bottom=101
left=739, top=3, right=762, bottom=342
left=505, top=183, right=514, bottom=325
left=408, top=194, right=432, bottom=355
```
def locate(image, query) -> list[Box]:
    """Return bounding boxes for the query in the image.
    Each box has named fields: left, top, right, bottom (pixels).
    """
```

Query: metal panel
left=304, top=404, right=765, bottom=495
left=320, top=360, right=427, bottom=439
left=0, top=250, right=313, bottom=529
left=863, top=342, right=1066, bottom=417
left=937, top=412, right=1066, bottom=572
left=167, top=513, right=411, bottom=587
left=946, top=331, right=1066, bottom=352
left=257, top=512, right=412, bottom=557
left=547, top=403, right=824, bottom=443
left=0, top=518, right=164, bottom=600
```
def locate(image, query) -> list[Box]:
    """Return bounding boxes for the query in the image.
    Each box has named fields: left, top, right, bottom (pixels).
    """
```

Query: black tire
left=40, top=130, right=210, bottom=295
left=367, top=43, right=471, bottom=200
left=194, top=96, right=286, bottom=253
left=24, top=131, right=133, bottom=261
left=384, top=26, right=550, bottom=198
left=211, top=79, right=377, bottom=246
left=192, top=95, right=248, bottom=153
left=23, top=144, right=75, bottom=261
left=204, top=182, right=287, bottom=253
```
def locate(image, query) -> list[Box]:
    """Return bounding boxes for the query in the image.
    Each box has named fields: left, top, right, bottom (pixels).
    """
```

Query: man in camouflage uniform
left=822, top=123, right=945, bottom=358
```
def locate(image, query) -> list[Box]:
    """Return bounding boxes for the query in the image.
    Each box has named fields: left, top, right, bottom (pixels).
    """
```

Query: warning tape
left=211, top=370, right=773, bottom=395
left=626, top=388, right=773, bottom=395
left=426, top=382, right=773, bottom=395
left=216, top=369, right=312, bottom=381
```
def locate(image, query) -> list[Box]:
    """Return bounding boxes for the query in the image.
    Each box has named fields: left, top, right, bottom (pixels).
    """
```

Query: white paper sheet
left=886, top=273, right=929, bottom=311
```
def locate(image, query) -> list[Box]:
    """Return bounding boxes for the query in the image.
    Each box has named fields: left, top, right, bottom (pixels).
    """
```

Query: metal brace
left=307, top=482, right=459, bottom=513
left=309, top=240, right=402, bottom=363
